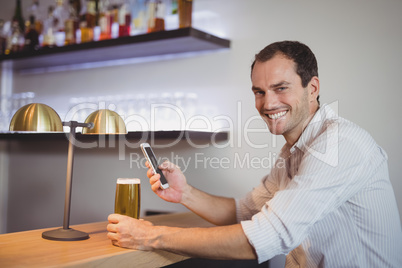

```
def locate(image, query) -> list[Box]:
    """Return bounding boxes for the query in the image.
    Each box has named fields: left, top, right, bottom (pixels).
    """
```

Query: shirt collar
left=289, top=104, right=338, bottom=154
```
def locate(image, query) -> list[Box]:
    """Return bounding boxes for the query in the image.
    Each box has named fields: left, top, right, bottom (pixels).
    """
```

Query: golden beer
left=114, top=178, right=141, bottom=219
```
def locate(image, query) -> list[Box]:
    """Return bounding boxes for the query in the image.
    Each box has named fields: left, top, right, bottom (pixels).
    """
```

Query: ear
left=308, top=76, right=320, bottom=103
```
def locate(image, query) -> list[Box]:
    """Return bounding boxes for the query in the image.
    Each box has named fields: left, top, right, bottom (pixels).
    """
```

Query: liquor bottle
left=23, top=15, right=40, bottom=51
left=65, top=0, right=80, bottom=44
left=148, top=0, right=165, bottom=33
left=13, top=0, right=25, bottom=34
left=9, top=21, right=25, bottom=53
left=85, top=0, right=96, bottom=29
left=53, top=0, right=68, bottom=46
left=98, top=0, right=111, bottom=40
left=147, top=0, right=156, bottom=32
left=131, top=0, right=148, bottom=35
left=0, top=20, right=7, bottom=55
left=178, top=0, right=192, bottom=28
left=110, top=4, right=120, bottom=38
left=42, top=6, right=56, bottom=47
left=27, top=0, right=43, bottom=36
left=53, top=0, right=68, bottom=31
left=118, top=0, right=131, bottom=37
left=154, top=0, right=166, bottom=32
left=79, top=0, right=96, bottom=42
left=9, top=0, right=25, bottom=52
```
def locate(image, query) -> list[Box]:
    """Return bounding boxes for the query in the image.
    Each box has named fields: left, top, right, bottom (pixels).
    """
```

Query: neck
left=284, top=104, right=320, bottom=146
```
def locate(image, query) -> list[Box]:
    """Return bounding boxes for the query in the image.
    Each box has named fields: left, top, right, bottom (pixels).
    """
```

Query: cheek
left=255, top=99, right=264, bottom=111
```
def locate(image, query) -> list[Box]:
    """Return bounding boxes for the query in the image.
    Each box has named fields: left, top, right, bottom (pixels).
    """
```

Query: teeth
left=268, top=111, right=287, bottom=120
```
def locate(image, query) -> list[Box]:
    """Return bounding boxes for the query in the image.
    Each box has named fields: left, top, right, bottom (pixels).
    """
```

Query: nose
left=263, top=91, right=280, bottom=111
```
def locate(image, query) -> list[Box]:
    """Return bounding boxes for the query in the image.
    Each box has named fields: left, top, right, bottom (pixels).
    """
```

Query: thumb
left=160, top=161, right=180, bottom=172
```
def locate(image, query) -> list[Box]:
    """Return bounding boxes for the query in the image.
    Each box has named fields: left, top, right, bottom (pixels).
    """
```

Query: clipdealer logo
left=64, top=100, right=340, bottom=168
left=129, top=151, right=285, bottom=172
left=63, top=101, right=279, bottom=151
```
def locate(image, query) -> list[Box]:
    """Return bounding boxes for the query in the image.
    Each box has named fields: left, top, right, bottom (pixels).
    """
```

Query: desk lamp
left=9, top=103, right=127, bottom=241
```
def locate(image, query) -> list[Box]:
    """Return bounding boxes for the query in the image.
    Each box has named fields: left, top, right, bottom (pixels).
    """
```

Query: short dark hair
left=251, top=41, right=320, bottom=104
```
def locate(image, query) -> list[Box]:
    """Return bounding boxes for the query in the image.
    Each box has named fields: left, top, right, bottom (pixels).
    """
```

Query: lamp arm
left=63, top=125, right=75, bottom=230
left=61, top=120, right=93, bottom=230
left=63, top=121, right=93, bottom=129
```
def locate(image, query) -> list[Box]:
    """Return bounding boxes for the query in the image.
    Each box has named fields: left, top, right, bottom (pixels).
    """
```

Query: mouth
left=266, top=110, right=288, bottom=120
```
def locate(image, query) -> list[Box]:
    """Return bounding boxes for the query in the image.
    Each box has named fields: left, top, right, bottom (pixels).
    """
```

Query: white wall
left=1, top=0, right=401, bottom=265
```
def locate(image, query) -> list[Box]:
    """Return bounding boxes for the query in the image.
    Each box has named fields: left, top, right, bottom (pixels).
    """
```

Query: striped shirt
left=236, top=104, right=402, bottom=267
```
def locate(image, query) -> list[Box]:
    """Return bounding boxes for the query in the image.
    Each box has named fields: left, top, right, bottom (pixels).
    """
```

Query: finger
left=145, top=161, right=150, bottom=168
left=147, top=168, right=155, bottom=178
left=151, top=180, right=162, bottom=192
left=159, top=160, right=171, bottom=170
left=107, top=223, right=117, bottom=233
left=108, top=214, right=120, bottom=223
left=107, top=231, right=119, bottom=241
left=149, top=173, right=160, bottom=184
left=161, top=160, right=181, bottom=171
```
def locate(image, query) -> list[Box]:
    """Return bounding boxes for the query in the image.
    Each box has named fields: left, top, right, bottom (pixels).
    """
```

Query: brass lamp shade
left=82, top=109, right=127, bottom=134
left=9, top=103, right=63, bottom=132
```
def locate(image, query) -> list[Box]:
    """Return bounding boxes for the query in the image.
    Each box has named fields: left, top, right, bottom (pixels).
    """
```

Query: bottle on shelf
left=110, top=4, right=120, bottom=38
left=164, top=0, right=179, bottom=30
left=13, top=0, right=25, bottom=35
left=98, top=0, right=111, bottom=40
left=64, top=0, right=80, bottom=45
left=9, top=23, right=25, bottom=53
left=0, top=20, right=7, bottom=55
left=118, top=0, right=131, bottom=37
left=23, top=15, right=40, bottom=51
left=79, top=0, right=96, bottom=42
left=27, top=0, right=43, bottom=38
left=178, top=0, right=192, bottom=28
left=147, top=0, right=166, bottom=33
left=1, top=0, right=187, bottom=53
left=53, top=0, right=69, bottom=46
left=146, top=0, right=155, bottom=32
left=23, top=0, right=43, bottom=50
left=9, top=0, right=25, bottom=53
left=131, top=0, right=148, bottom=35
left=42, top=5, right=56, bottom=47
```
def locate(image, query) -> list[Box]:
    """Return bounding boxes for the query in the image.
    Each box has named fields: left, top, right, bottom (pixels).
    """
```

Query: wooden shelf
left=0, top=130, right=229, bottom=143
left=0, top=28, right=230, bottom=73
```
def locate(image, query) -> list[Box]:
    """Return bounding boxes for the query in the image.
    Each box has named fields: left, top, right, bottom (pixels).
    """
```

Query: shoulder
left=313, top=105, right=378, bottom=154
left=298, top=105, right=383, bottom=168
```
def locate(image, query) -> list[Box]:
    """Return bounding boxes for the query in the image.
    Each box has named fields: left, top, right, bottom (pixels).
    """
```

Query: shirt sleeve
left=240, top=121, right=387, bottom=263
left=236, top=159, right=287, bottom=222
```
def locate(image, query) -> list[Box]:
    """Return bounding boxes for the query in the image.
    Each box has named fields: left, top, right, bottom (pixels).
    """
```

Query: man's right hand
left=146, top=160, right=189, bottom=204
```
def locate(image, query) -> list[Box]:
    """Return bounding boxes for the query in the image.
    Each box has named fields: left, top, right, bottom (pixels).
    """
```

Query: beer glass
left=114, top=178, right=141, bottom=219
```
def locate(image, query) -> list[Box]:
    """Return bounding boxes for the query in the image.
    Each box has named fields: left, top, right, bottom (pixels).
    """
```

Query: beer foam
left=117, top=178, right=141, bottom=184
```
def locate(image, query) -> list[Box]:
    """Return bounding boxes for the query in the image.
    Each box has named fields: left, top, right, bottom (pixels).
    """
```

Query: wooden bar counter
left=0, top=212, right=214, bottom=268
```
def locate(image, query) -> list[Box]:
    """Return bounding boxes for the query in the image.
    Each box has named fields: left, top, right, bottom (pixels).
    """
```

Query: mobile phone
left=140, top=143, right=169, bottom=189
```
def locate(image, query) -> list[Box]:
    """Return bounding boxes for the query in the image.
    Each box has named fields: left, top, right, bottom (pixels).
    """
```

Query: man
left=107, top=41, right=402, bottom=267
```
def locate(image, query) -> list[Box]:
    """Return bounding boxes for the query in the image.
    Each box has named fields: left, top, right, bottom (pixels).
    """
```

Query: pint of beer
left=114, top=178, right=141, bottom=219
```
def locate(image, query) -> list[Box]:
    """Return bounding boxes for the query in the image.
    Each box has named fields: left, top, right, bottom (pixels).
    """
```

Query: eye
left=253, top=90, right=265, bottom=97
left=276, top=87, right=287, bottom=92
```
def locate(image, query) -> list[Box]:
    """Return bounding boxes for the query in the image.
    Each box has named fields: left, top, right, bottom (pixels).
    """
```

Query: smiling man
left=107, top=41, right=402, bottom=267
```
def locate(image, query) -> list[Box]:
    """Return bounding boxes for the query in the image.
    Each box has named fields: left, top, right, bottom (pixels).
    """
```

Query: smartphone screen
left=141, top=144, right=169, bottom=189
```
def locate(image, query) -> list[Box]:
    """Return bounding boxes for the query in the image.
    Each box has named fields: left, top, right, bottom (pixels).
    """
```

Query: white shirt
left=236, top=104, right=402, bottom=267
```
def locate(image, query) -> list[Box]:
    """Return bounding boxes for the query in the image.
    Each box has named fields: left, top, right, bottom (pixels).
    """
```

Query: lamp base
left=42, top=228, right=89, bottom=241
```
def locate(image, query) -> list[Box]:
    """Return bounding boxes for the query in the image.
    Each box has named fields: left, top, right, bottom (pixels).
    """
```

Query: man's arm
left=180, top=185, right=237, bottom=226
left=107, top=214, right=257, bottom=260
left=147, top=161, right=237, bottom=226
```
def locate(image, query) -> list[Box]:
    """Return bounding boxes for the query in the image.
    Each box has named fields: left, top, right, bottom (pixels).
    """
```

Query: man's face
left=251, top=55, right=317, bottom=144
